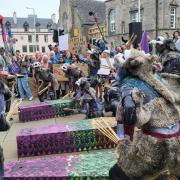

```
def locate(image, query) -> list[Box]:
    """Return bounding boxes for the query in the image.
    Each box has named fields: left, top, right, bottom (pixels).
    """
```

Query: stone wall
left=105, top=0, right=180, bottom=46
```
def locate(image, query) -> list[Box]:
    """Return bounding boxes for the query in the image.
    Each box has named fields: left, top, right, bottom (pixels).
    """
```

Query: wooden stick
left=6, top=100, right=22, bottom=121
left=95, top=121, right=117, bottom=144
left=94, top=121, right=119, bottom=144
left=95, top=121, right=118, bottom=143
left=38, top=86, right=49, bottom=95
left=93, top=119, right=119, bottom=144
left=100, top=117, right=120, bottom=141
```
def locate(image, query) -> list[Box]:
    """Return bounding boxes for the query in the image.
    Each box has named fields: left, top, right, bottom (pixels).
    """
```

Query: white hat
left=103, top=50, right=110, bottom=54
left=150, top=36, right=165, bottom=45
left=87, top=49, right=95, bottom=54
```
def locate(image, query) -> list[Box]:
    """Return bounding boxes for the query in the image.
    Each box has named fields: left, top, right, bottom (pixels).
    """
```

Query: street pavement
left=0, top=98, right=86, bottom=163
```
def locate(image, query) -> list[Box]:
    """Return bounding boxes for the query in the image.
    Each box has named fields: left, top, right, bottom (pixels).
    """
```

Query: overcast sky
left=0, top=0, right=105, bottom=21
left=0, top=0, right=60, bottom=20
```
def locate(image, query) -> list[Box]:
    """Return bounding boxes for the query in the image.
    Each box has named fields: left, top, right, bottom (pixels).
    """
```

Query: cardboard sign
left=78, top=63, right=88, bottom=77
left=59, top=34, right=69, bottom=51
left=53, top=65, right=69, bottom=82
left=53, top=64, right=88, bottom=81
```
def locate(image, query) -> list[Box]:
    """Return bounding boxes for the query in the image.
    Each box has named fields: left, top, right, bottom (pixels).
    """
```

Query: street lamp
left=138, top=0, right=141, bottom=22
left=26, top=7, right=36, bottom=53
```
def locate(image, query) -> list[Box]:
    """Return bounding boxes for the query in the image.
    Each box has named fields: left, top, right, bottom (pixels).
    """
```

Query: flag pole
left=138, top=0, right=141, bottom=22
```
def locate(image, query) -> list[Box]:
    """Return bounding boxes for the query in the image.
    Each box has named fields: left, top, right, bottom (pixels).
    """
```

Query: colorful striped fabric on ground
left=18, top=99, right=78, bottom=122
left=4, top=150, right=116, bottom=179
left=17, top=117, right=117, bottom=157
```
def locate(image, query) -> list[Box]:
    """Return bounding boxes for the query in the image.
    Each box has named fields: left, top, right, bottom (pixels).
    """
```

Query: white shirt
left=97, top=58, right=114, bottom=75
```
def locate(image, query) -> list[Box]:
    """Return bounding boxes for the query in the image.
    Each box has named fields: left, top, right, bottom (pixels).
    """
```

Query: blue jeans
left=0, top=163, right=4, bottom=179
left=17, top=74, right=32, bottom=98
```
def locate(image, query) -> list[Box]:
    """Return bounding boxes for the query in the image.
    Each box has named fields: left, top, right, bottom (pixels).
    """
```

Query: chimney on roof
left=13, top=11, right=17, bottom=24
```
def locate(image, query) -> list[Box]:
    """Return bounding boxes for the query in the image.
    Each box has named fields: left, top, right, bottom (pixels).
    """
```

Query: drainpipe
left=155, top=0, right=159, bottom=39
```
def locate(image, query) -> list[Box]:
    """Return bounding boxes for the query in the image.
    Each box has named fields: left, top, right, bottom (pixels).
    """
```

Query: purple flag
left=140, top=31, right=149, bottom=54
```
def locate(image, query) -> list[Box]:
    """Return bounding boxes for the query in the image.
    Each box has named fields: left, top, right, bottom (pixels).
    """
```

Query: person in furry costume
left=0, top=80, right=11, bottom=178
left=104, top=80, right=120, bottom=117
left=37, top=68, right=59, bottom=102
left=109, top=49, right=180, bottom=180
left=157, top=39, right=180, bottom=75
left=75, top=77, right=103, bottom=119
left=61, top=63, right=84, bottom=91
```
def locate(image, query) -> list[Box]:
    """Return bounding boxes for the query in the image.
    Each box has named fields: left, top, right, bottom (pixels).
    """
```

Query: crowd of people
left=0, top=29, right=180, bottom=179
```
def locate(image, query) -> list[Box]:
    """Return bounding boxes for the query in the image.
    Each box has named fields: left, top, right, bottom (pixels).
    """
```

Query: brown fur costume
left=116, top=49, right=180, bottom=179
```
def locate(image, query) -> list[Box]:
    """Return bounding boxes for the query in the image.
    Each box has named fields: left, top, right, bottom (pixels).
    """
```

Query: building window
left=5, top=21, right=11, bottom=31
left=22, top=45, right=27, bottom=53
left=29, top=45, right=34, bottom=53
left=42, top=46, right=46, bottom=53
left=36, top=45, right=39, bottom=51
left=29, top=45, right=37, bottom=53
left=170, top=7, right=176, bottom=28
left=28, top=35, right=32, bottom=43
left=109, top=9, right=116, bottom=33
left=63, top=12, right=68, bottom=33
left=23, top=22, right=29, bottom=32
left=44, top=35, right=48, bottom=42
left=47, top=22, right=52, bottom=32
left=121, top=21, right=125, bottom=34
left=36, top=22, right=41, bottom=32
left=36, top=34, right=39, bottom=42
left=131, top=11, right=142, bottom=22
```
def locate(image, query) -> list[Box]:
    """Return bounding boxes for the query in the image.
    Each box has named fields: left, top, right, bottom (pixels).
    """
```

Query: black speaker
left=129, top=22, right=142, bottom=48
left=53, top=30, right=58, bottom=43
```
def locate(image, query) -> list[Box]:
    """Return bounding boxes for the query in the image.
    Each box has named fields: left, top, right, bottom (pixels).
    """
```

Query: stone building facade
left=105, top=0, right=180, bottom=46
left=58, top=0, right=106, bottom=41
left=0, top=14, right=55, bottom=54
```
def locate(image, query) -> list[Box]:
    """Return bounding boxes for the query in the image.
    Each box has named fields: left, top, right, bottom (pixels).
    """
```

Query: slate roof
left=72, top=0, right=106, bottom=25
left=3, top=15, right=53, bottom=29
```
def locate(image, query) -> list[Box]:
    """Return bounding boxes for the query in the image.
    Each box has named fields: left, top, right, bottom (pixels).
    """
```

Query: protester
left=96, top=36, right=107, bottom=53
left=0, top=47, right=6, bottom=71
left=72, top=54, right=80, bottom=65
left=173, top=30, right=180, bottom=51
left=64, top=51, right=73, bottom=64
left=15, top=50, right=22, bottom=62
left=163, top=32, right=170, bottom=39
left=41, top=55, right=53, bottom=72
left=17, top=55, right=33, bottom=101
left=54, top=46, right=62, bottom=61
left=49, top=51, right=59, bottom=64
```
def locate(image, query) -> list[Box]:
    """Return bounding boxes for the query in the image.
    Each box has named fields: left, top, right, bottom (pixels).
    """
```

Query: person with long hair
left=72, top=54, right=80, bottom=65
left=17, top=55, right=33, bottom=101
left=173, top=30, right=180, bottom=51
left=41, top=55, right=53, bottom=72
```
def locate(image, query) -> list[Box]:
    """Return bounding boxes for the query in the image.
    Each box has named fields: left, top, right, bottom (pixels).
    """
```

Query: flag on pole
left=140, top=31, right=149, bottom=54
left=2, top=24, right=7, bottom=44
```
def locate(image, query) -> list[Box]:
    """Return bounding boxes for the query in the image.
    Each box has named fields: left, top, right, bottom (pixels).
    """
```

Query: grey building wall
left=105, top=0, right=180, bottom=46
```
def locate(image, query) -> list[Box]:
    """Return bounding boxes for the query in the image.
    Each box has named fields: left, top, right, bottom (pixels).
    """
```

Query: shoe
left=19, top=98, right=24, bottom=101
left=29, top=96, right=33, bottom=101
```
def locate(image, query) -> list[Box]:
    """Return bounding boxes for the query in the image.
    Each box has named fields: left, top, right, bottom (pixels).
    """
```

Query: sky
left=0, top=0, right=105, bottom=21
left=0, top=0, right=60, bottom=21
